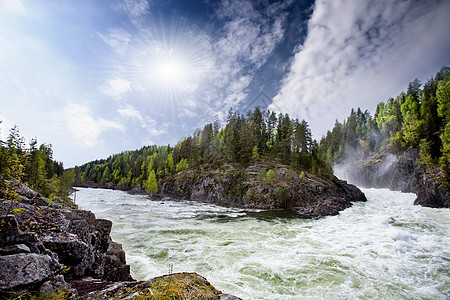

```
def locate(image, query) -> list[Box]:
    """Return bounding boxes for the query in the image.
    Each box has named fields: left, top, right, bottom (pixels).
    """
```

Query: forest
left=4, top=66, right=449, bottom=196
left=73, top=107, right=331, bottom=193
left=319, top=66, right=450, bottom=187
left=0, top=124, right=73, bottom=201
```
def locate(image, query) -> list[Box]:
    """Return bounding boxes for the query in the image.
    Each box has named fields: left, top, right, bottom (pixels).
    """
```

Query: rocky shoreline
left=0, top=179, right=240, bottom=299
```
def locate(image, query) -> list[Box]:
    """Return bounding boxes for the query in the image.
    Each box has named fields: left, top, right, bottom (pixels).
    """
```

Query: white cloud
left=113, top=0, right=149, bottom=18
left=270, top=0, right=450, bottom=138
left=117, top=104, right=143, bottom=121
left=101, top=78, right=131, bottom=99
left=64, top=102, right=124, bottom=147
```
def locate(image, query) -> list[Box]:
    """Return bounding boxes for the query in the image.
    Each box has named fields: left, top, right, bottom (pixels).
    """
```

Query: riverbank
left=0, top=178, right=240, bottom=299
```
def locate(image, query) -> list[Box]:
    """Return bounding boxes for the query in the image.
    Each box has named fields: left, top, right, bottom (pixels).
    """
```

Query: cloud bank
left=270, top=0, right=450, bottom=138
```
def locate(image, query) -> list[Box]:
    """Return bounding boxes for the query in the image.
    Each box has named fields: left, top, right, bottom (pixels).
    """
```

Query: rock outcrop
left=0, top=179, right=132, bottom=298
left=73, top=272, right=241, bottom=300
left=160, top=163, right=366, bottom=217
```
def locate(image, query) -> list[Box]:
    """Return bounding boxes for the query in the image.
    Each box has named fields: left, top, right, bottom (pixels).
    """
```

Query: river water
left=75, top=187, right=449, bottom=299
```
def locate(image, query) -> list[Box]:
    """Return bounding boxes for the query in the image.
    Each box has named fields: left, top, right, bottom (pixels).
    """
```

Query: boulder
left=0, top=253, right=62, bottom=290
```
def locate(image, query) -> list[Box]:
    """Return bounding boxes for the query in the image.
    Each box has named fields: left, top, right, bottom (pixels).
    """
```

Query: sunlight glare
left=156, top=58, right=187, bottom=84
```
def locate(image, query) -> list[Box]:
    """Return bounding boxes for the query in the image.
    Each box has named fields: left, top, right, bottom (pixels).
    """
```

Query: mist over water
left=76, top=188, right=449, bottom=299
left=333, top=149, right=397, bottom=188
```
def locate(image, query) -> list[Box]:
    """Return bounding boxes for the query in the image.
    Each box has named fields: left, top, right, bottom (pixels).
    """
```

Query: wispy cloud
left=113, top=0, right=149, bottom=18
left=117, top=104, right=144, bottom=123
left=101, top=78, right=131, bottom=99
left=117, top=104, right=166, bottom=137
left=64, top=102, right=124, bottom=147
left=270, top=0, right=450, bottom=138
left=0, top=0, right=26, bottom=15
left=212, top=0, right=291, bottom=103
left=98, top=28, right=132, bottom=54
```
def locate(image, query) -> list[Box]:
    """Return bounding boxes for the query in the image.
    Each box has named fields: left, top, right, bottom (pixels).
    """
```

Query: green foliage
left=12, top=208, right=25, bottom=215
left=145, top=170, right=158, bottom=194
left=175, top=158, right=189, bottom=172
left=252, top=145, right=259, bottom=161
left=299, top=171, right=306, bottom=181
left=0, top=124, right=69, bottom=199
left=265, top=169, right=276, bottom=183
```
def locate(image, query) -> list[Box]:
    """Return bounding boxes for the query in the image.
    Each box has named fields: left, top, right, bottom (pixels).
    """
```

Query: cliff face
left=334, top=149, right=450, bottom=208
left=160, top=163, right=366, bottom=217
left=0, top=178, right=132, bottom=297
left=335, top=149, right=420, bottom=193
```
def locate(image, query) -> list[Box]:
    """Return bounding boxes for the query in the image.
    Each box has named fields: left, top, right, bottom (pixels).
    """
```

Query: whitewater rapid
left=75, top=188, right=449, bottom=299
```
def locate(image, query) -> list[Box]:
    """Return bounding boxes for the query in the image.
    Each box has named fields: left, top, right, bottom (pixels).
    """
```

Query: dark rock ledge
left=0, top=179, right=240, bottom=299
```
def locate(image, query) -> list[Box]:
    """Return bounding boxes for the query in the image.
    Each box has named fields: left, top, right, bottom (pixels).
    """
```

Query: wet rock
left=107, top=241, right=126, bottom=264
left=103, top=241, right=132, bottom=281
left=0, top=253, right=62, bottom=290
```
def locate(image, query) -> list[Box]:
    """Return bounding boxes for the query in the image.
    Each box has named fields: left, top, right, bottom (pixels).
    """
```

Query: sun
left=143, top=49, right=193, bottom=93
left=156, top=58, right=187, bottom=84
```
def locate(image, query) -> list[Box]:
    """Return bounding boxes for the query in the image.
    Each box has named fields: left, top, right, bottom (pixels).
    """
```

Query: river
left=75, top=187, right=449, bottom=299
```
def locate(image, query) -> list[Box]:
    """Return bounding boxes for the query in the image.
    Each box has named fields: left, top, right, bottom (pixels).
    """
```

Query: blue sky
left=1, top=0, right=449, bottom=167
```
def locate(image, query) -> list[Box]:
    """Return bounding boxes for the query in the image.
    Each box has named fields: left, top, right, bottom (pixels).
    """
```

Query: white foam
left=76, top=187, right=450, bottom=299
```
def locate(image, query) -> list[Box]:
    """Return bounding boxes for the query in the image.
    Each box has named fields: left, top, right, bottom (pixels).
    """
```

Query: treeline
left=320, top=66, right=450, bottom=185
left=74, top=107, right=331, bottom=193
left=0, top=124, right=73, bottom=200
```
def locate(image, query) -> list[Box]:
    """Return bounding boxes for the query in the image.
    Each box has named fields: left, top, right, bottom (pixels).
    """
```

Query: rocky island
left=158, top=163, right=366, bottom=217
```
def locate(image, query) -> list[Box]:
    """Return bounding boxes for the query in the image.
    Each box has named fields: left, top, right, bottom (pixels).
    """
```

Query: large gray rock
left=0, top=253, right=62, bottom=290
